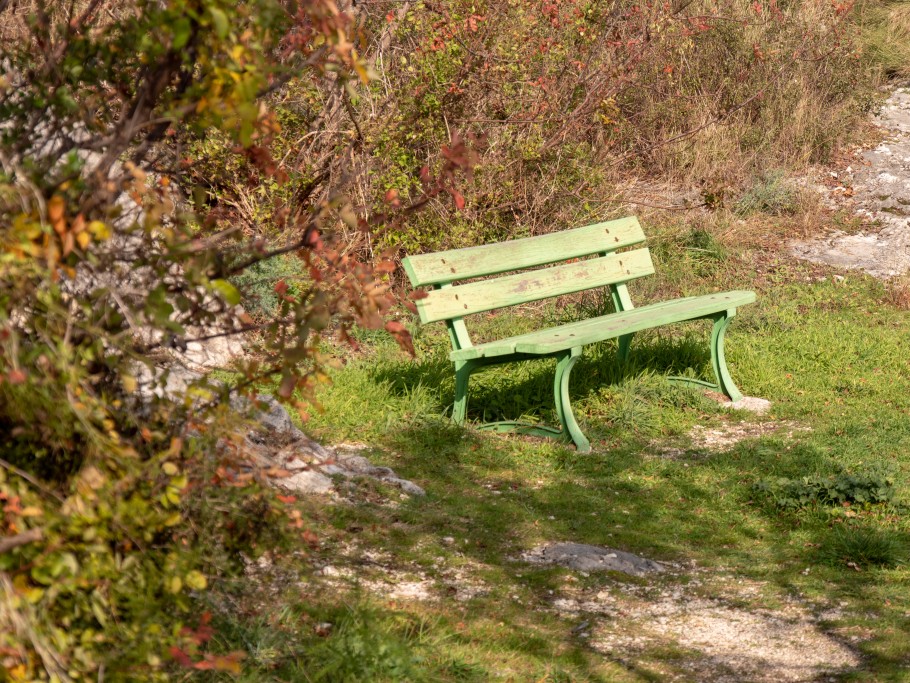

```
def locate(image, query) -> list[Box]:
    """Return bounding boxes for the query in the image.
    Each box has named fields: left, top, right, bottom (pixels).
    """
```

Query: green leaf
left=210, top=8, right=229, bottom=39
left=211, top=278, right=241, bottom=306
left=172, top=17, right=192, bottom=49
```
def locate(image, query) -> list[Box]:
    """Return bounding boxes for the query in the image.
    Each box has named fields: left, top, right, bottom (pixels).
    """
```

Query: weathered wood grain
left=416, top=248, right=654, bottom=323
left=402, top=216, right=645, bottom=286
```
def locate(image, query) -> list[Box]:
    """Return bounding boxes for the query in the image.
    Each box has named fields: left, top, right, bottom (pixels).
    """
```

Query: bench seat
left=402, top=216, right=757, bottom=452
left=451, top=291, right=756, bottom=361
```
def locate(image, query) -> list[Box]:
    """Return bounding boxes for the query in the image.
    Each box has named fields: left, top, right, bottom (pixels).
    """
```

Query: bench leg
left=617, top=333, right=634, bottom=365
left=453, top=361, right=473, bottom=424
left=710, top=312, right=744, bottom=403
left=554, top=347, right=591, bottom=453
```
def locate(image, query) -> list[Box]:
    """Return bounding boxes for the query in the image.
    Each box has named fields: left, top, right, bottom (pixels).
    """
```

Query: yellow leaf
left=19, top=506, right=42, bottom=517
left=185, top=570, right=207, bottom=590
left=168, top=576, right=183, bottom=593
left=122, top=374, right=137, bottom=393
left=76, top=231, right=91, bottom=249
left=24, top=586, right=44, bottom=604
left=88, top=221, right=110, bottom=240
left=162, top=462, right=178, bottom=476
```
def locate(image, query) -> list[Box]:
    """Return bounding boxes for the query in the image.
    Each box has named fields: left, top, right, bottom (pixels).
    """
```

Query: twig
left=0, top=528, right=43, bottom=554
left=0, top=458, right=65, bottom=503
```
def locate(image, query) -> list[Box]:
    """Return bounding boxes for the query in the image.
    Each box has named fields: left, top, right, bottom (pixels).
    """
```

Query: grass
left=734, top=170, right=801, bottom=217
left=202, top=217, right=910, bottom=681
left=857, top=0, right=910, bottom=79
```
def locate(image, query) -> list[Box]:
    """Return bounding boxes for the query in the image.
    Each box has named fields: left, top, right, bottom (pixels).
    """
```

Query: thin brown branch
left=0, top=528, right=43, bottom=554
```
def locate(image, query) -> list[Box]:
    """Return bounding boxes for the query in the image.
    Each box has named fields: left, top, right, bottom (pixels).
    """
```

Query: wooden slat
left=450, top=291, right=756, bottom=360
left=416, top=248, right=654, bottom=324
left=402, top=216, right=645, bottom=287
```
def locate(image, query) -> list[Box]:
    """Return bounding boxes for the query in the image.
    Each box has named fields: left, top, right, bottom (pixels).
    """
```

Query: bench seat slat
left=403, top=216, right=645, bottom=286
left=450, top=290, right=756, bottom=361
left=417, top=248, right=654, bottom=323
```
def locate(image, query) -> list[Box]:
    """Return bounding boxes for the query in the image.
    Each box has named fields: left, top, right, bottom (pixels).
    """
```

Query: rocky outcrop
left=792, top=85, right=910, bottom=277
left=237, top=394, right=425, bottom=497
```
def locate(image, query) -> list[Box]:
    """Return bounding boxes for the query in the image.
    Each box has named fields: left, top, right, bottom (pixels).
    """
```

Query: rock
left=318, top=464, right=348, bottom=477
left=334, top=453, right=377, bottom=473
left=792, top=87, right=910, bottom=277
left=386, top=477, right=426, bottom=497
left=235, top=394, right=307, bottom=444
left=281, top=470, right=333, bottom=495
left=522, top=542, right=665, bottom=577
left=727, top=396, right=772, bottom=414
left=224, top=400, right=426, bottom=497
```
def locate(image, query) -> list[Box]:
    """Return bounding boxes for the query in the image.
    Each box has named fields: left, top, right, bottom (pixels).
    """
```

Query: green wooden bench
left=402, top=216, right=755, bottom=453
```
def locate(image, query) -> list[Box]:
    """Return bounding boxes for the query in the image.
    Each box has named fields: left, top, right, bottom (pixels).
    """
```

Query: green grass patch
left=213, top=252, right=910, bottom=680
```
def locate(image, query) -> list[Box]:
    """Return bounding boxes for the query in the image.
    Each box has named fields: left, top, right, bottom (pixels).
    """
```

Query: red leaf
left=7, top=369, right=26, bottom=385
left=277, top=494, right=296, bottom=504
left=385, top=321, right=415, bottom=355
left=302, top=529, right=319, bottom=548
left=169, top=647, right=194, bottom=668
left=452, top=191, right=465, bottom=211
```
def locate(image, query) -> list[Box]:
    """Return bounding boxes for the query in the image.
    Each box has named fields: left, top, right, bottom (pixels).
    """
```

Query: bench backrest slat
left=415, top=248, right=654, bottom=323
left=402, top=216, right=645, bottom=287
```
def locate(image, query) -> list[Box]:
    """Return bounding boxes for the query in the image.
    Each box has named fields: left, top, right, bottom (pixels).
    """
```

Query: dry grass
left=885, top=275, right=910, bottom=310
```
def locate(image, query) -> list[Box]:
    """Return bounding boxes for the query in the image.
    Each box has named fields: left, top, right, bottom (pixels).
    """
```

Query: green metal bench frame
left=402, top=216, right=756, bottom=453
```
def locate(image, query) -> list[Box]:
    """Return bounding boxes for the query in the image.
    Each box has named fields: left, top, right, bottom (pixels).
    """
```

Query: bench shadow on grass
left=356, top=338, right=907, bottom=679
left=372, top=333, right=718, bottom=427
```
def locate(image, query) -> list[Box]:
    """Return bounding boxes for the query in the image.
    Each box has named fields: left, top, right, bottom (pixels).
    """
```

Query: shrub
left=187, top=0, right=879, bottom=266
left=0, top=1, right=422, bottom=679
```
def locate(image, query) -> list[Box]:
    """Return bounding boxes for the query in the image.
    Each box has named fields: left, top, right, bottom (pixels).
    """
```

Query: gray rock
left=792, top=87, right=910, bottom=277
left=248, top=394, right=306, bottom=441
left=385, top=477, right=426, bottom=497
left=334, top=453, right=377, bottom=473
left=227, top=409, right=426, bottom=497
left=317, top=464, right=347, bottom=477
left=284, top=457, right=310, bottom=472
left=522, top=542, right=665, bottom=577
left=281, top=470, right=333, bottom=495
left=727, top=396, right=772, bottom=414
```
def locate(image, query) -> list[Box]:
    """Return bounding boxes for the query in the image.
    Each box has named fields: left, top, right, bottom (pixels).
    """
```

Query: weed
left=735, top=170, right=800, bottom=216
left=819, top=525, right=908, bottom=568
left=884, top=274, right=910, bottom=310
left=303, top=605, right=425, bottom=682
left=753, top=469, right=898, bottom=510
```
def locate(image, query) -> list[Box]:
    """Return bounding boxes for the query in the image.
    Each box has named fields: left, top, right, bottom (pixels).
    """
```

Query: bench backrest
left=403, top=217, right=652, bottom=338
